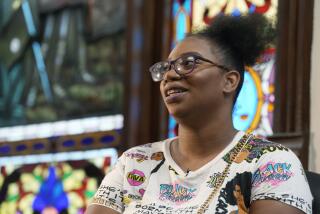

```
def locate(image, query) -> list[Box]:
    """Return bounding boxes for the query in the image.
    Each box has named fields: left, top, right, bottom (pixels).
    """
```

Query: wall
left=309, top=0, right=320, bottom=173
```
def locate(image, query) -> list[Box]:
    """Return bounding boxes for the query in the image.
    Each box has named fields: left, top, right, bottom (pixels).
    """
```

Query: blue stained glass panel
left=232, top=71, right=259, bottom=131
left=172, top=0, right=192, bottom=46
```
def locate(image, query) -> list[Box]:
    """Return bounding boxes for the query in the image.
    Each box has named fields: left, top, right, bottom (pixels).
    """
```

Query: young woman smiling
left=86, top=14, right=313, bottom=214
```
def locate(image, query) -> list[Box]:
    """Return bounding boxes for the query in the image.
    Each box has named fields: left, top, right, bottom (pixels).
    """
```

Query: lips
left=166, top=88, right=188, bottom=97
left=164, top=85, right=188, bottom=97
left=163, top=84, right=188, bottom=104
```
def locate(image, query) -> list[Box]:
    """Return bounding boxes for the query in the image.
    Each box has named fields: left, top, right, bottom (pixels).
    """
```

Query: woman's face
left=160, top=37, right=229, bottom=120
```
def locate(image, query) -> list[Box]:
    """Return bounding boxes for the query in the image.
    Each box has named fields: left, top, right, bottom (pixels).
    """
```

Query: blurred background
left=0, top=0, right=319, bottom=213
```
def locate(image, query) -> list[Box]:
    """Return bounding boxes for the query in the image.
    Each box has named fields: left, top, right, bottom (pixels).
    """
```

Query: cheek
left=160, top=81, right=166, bottom=101
left=189, top=73, right=224, bottom=98
left=160, top=82, right=166, bottom=98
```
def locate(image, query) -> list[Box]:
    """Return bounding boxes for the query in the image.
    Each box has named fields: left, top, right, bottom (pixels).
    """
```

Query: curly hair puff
left=190, top=13, right=276, bottom=103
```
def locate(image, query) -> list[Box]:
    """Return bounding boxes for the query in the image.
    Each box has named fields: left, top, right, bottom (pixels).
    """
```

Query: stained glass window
left=0, top=0, right=126, bottom=139
left=0, top=0, right=126, bottom=213
left=0, top=149, right=118, bottom=214
left=172, top=0, right=192, bottom=47
left=169, top=0, right=277, bottom=137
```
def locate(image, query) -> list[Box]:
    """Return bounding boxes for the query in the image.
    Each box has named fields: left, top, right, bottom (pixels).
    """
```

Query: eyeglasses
left=149, top=54, right=230, bottom=82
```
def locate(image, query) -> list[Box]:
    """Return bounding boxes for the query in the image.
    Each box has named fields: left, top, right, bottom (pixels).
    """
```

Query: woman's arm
left=250, top=145, right=313, bottom=214
left=249, top=200, right=305, bottom=214
left=85, top=204, right=120, bottom=214
left=85, top=154, right=126, bottom=213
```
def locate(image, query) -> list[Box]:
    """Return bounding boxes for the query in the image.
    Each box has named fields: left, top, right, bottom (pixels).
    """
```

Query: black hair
left=190, top=13, right=276, bottom=104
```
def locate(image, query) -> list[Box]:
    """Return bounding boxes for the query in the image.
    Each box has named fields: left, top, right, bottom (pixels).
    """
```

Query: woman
left=86, top=14, right=313, bottom=214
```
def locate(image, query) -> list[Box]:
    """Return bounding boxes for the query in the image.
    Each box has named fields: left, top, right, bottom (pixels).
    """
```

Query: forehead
left=168, top=37, right=217, bottom=60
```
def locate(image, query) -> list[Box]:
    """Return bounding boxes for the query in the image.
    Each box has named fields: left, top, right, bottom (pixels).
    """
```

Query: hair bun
left=198, top=13, right=276, bottom=66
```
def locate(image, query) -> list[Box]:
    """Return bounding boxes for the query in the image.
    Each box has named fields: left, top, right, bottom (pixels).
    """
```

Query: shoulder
left=117, top=139, right=170, bottom=190
left=248, top=136, right=313, bottom=213
left=244, top=135, right=291, bottom=164
left=120, top=138, right=171, bottom=163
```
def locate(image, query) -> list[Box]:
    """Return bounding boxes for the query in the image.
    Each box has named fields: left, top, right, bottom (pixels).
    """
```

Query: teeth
left=167, top=88, right=185, bottom=96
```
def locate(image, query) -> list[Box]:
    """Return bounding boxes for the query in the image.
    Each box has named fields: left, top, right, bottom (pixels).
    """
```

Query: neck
left=175, top=111, right=237, bottom=159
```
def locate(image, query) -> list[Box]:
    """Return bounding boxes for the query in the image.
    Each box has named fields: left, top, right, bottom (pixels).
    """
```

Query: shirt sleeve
left=89, top=154, right=125, bottom=213
left=251, top=149, right=313, bottom=214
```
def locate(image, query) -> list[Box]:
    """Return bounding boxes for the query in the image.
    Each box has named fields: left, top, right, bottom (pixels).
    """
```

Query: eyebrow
left=168, top=51, right=202, bottom=61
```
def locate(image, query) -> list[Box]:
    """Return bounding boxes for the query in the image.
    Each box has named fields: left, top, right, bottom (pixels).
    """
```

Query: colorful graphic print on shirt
left=122, top=189, right=145, bottom=205
left=133, top=203, right=200, bottom=213
left=92, top=185, right=124, bottom=211
left=151, top=152, right=164, bottom=161
left=252, top=161, right=293, bottom=187
left=222, top=138, right=289, bottom=164
left=127, top=169, right=146, bottom=186
left=215, top=172, right=252, bottom=214
left=207, top=172, right=223, bottom=188
left=159, top=183, right=197, bottom=204
left=169, top=165, right=179, bottom=175
left=245, top=138, right=289, bottom=163
left=125, top=152, right=149, bottom=162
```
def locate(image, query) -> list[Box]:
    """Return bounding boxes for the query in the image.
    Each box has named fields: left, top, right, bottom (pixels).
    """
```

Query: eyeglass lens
left=175, top=56, right=195, bottom=74
left=150, top=56, right=196, bottom=81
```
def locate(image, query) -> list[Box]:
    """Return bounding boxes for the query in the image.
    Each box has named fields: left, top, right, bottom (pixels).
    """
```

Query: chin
left=167, top=106, right=189, bottom=121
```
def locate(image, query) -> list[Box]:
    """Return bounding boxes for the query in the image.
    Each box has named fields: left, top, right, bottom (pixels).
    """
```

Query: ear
left=222, top=70, right=241, bottom=94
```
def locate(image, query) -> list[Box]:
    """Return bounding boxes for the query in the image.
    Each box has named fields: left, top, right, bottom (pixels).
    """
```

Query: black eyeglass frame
left=149, top=54, right=230, bottom=82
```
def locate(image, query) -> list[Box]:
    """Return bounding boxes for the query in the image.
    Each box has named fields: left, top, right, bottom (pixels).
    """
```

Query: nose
left=163, top=66, right=181, bottom=82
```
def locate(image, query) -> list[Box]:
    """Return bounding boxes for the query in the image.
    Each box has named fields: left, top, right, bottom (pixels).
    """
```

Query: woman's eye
left=182, top=60, right=193, bottom=65
left=194, top=59, right=201, bottom=64
left=180, top=60, right=194, bottom=68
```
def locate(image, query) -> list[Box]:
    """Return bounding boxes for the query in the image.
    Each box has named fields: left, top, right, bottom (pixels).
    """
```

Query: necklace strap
left=197, top=133, right=253, bottom=214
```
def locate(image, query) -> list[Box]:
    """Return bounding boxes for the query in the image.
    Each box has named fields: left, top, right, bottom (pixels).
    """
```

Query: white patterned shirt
left=90, top=131, right=313, bottom=213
